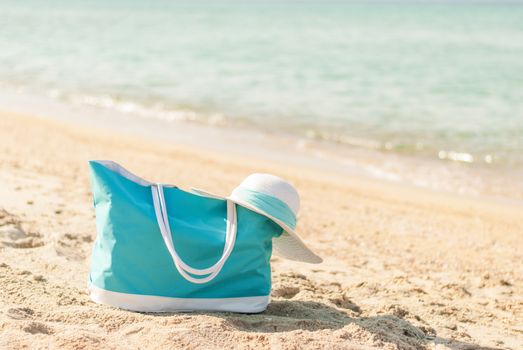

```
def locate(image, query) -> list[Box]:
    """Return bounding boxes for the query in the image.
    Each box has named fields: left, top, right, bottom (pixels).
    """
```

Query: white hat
left=192, top=173, right=322, bottom=264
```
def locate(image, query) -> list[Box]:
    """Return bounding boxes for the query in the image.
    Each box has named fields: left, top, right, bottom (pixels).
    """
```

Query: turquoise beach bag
left=88, top=160, right=285, bottom=313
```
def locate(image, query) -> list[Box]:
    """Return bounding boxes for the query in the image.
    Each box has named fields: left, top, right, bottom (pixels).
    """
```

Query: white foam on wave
left=1, top=86, right=523, bottom=202
left=44, top=89, right=229, bottom=127
left=438, top=150, right=474, bottom=163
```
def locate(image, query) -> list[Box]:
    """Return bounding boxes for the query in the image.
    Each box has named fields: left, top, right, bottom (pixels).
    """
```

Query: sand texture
left=0, top=112, right=522, bottom=349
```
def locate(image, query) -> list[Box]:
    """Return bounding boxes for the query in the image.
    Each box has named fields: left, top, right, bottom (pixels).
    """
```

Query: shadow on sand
left=212, top=300, right=499, bottom=350
left=147, top=299, right=499, bottom=349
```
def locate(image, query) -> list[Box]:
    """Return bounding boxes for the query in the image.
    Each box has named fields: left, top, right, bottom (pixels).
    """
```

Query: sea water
left=0, top=0, right=522, bottom=197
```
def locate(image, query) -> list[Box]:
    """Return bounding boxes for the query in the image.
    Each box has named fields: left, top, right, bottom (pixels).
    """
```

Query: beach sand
left=0, top=111, right=521, bottom=349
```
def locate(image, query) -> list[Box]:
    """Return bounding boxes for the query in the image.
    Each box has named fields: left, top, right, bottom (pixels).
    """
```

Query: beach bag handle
left=151, top=184, right=237, bottom=284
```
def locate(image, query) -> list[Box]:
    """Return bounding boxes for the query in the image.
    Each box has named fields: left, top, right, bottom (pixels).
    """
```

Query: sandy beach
left=0, top=110, right=522, bottom=349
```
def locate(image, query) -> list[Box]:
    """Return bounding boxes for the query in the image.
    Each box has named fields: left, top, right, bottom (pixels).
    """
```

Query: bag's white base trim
left=89, top=284, right=269, bottom=313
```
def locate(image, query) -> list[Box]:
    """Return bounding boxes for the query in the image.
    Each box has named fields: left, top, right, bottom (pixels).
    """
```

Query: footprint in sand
left=7, top=307, right=35, bottom=320
left=22, top=321, right=54, bottom=335
left=0, top=209, right=17, bottom=226
left=55, top=232, right=93, bottom=260
left=271, top=272, right=311, bottom=299
left=329, top=293, right=361, bottom=313
left=0, top=209, right=44, bottom=249
left=272, top=286, right=300, bottom=299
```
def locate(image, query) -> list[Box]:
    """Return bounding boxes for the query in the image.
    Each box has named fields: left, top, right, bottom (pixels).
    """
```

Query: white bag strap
left=151, top=184, right=237, bottom=284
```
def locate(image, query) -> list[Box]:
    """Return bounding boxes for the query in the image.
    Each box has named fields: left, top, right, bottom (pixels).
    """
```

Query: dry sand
left=0, top=111, right=522, bottom=349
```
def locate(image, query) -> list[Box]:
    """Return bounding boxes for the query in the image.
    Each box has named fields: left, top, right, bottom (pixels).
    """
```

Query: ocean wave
left=0, top=81, right=515, bottom=169
left=48, top=90, right=229, bottom=127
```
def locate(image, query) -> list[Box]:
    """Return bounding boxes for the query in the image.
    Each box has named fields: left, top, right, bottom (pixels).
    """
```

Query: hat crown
left=233, top=173, right=300, bottom=215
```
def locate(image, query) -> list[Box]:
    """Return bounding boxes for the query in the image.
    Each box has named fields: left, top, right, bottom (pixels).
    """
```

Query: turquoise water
left=1, top=0, right=522, bottom=167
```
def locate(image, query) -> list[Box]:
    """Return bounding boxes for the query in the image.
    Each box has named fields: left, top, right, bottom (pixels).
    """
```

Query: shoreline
left=0, top=110, right=522, bottom=349
left=1, top=88, right=522, bottom=204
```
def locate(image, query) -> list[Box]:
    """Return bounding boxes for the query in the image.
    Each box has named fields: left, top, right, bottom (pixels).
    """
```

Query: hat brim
left=191, top=188, right=323, bottom=264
